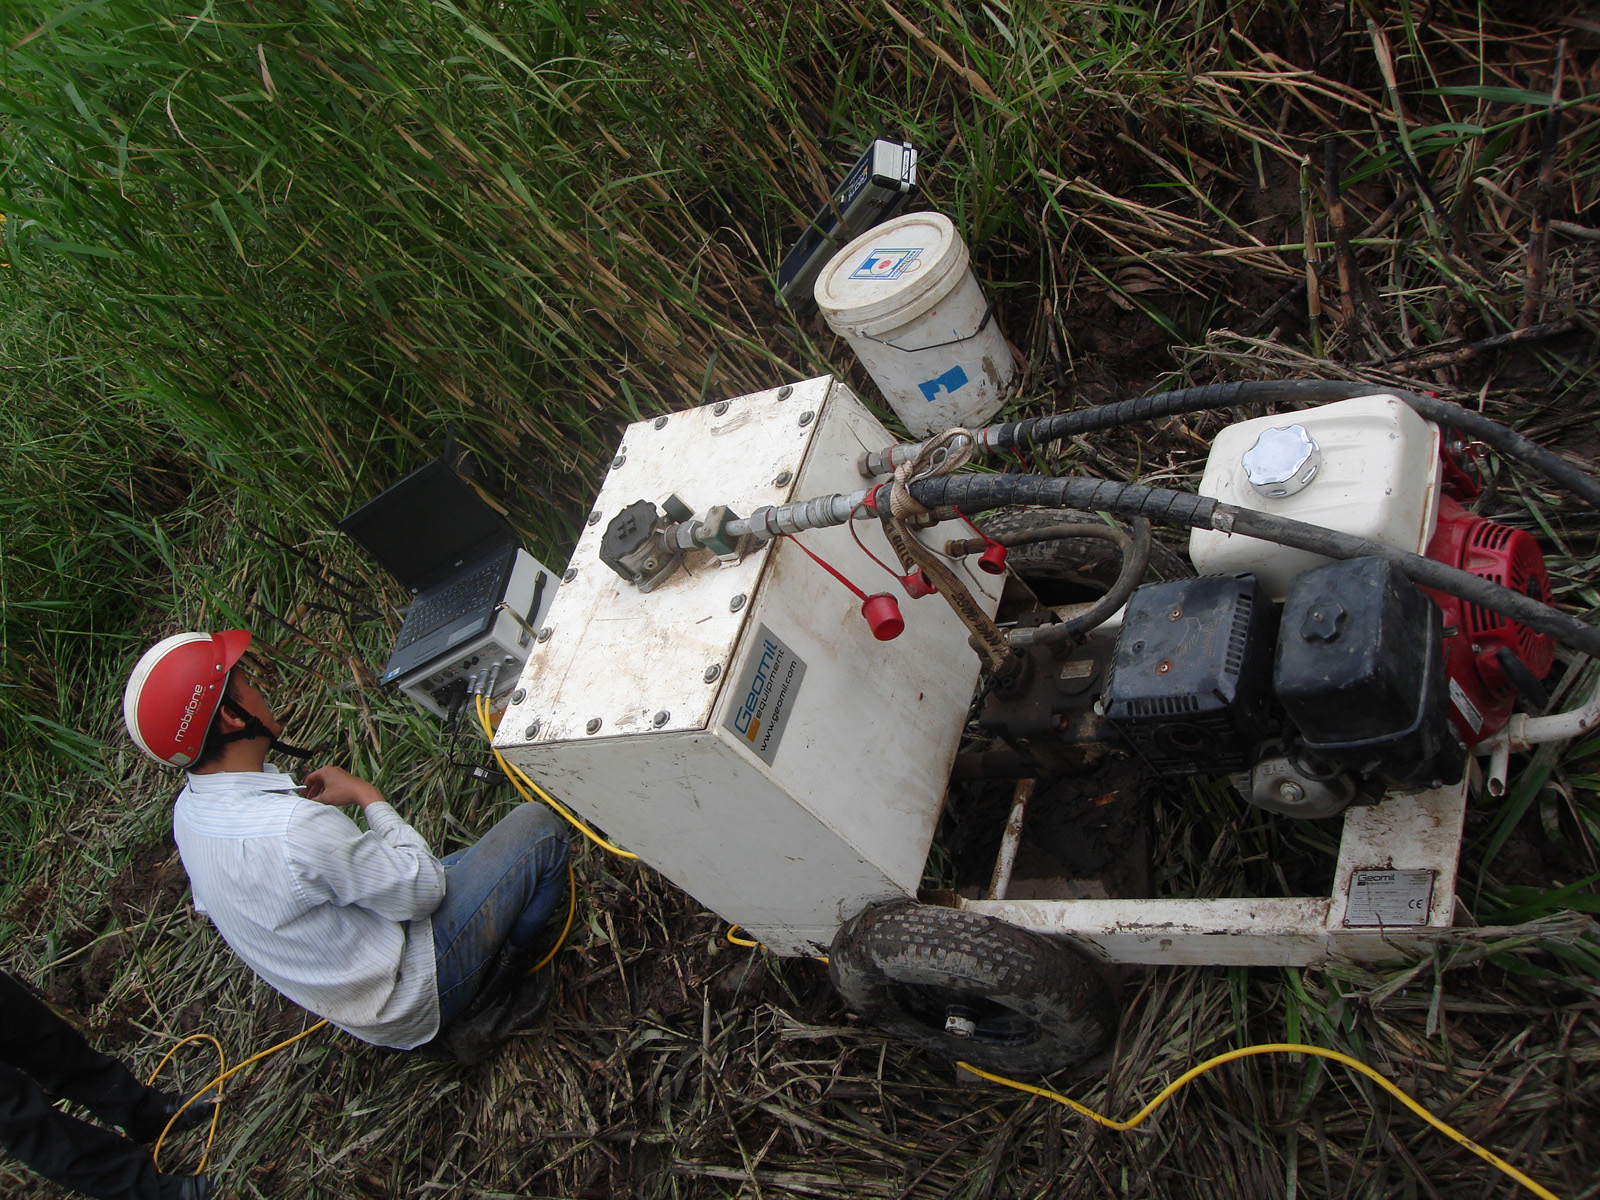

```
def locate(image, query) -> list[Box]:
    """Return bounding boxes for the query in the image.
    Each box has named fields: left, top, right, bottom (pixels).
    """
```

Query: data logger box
left=776, top=139, right=918, bottom=313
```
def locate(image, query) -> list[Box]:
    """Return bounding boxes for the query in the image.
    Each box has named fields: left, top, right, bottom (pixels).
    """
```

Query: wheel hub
left=943, top=1005, right=980, bottom=1038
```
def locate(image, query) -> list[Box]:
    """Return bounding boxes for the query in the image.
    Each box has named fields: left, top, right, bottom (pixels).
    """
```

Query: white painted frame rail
left=960, top=780, right=1469, bottom=967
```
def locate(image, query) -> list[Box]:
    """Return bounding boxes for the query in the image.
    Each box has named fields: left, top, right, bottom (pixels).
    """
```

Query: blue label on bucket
left=849, top=247, right=922, bottom=280
left=917, top=365, right=969, bottom=402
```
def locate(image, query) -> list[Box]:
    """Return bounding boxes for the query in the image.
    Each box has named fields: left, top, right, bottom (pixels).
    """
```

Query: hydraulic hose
left=863, top=380, right=1600, bottom=511
left=899, top=474, right=1600, bottom=661
left=950, top=521, right=1123, bottom=554
left=1043, top=517, right=1151, bottom=643
left=960, top=519, right=1152, bottom=646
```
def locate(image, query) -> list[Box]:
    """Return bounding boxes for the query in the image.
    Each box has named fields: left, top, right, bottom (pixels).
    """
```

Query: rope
left=882, top=428, right=1010, bottom=671
left=886, top=428, right=975, bottom=521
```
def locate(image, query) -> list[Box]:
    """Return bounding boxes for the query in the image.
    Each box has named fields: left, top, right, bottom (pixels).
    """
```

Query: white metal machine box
left=494, top=377, right=1002, bottom=955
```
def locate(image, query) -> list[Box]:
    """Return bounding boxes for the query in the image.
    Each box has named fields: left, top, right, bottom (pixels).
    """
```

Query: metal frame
left=951, top=674, right=1600, bottom=967
left=959, top=780, right=1468, bottom=967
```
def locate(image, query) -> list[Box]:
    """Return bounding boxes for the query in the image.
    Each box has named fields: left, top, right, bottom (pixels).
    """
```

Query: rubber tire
left=829, top=900, right=1116, bottom=1076
left=980, top=507, right=1192, bottom=599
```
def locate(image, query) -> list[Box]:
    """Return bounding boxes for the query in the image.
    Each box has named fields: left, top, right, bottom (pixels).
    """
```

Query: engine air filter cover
left=1275, top=556, right=1463, bottom=789
left=1104, top=574, right=1277, bottom=774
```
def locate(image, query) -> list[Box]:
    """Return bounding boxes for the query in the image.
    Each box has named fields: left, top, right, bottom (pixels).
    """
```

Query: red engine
left=1422, top=494, right=1555, bottom=746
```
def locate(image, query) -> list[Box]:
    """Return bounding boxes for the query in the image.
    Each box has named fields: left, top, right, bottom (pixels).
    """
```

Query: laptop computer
left=338, top=459, right=521, bottom=685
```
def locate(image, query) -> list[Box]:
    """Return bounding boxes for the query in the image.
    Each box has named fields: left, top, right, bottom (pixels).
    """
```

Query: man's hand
left=301, top=765, right=385, bottom=809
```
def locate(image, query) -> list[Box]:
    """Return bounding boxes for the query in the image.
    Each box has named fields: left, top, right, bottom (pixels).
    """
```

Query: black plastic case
left=1274, top=556, right=1463, bottom=788
left=1104, top=574, right=1278, bottom=774
left=775, top=139, right=918, bottom=312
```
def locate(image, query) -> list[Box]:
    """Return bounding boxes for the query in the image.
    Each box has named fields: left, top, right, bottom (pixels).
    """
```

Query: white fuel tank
left=494, top=377, right=1002, bottom=956
left=1188, top=394, right=1442, bottom=599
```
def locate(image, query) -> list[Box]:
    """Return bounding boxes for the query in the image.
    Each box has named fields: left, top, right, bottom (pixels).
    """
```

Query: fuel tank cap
left=1242, top=424, right=1321, bottom=498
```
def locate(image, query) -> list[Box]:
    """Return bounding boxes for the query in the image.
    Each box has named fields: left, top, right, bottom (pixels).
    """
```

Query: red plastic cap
left=861, top=593, right=905, bottom=641
left=123, top=630, right=253, bottom=767
left=901, top=568, right=938, bottom=599
left=978, top=543, right=1009, bottom=575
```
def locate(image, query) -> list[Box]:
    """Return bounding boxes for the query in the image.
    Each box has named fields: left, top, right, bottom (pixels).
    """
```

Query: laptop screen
left=338, top=459, right=513, bottom=592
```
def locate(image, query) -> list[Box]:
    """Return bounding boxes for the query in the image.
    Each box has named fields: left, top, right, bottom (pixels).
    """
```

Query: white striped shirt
left=173, top=766, right=444, bottom=1048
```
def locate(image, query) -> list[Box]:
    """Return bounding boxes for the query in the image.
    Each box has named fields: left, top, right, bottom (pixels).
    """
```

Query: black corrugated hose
left=895, top=474, right=1600, bottom=661
left=980, top=380, right=1600, bottom=511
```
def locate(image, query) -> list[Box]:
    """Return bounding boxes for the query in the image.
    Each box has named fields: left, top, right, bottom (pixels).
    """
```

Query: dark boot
left=459, top=944, right=539, bottom=1023
left=158, top=1172, right=212, bottom=1199
left=500, top=958, right=557, bottom=1031
left=128, top=1090, right=219, bottom=1143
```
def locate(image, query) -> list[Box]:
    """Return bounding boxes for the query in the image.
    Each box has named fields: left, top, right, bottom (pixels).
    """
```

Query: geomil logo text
left=734, top=637, right=779, bottom=741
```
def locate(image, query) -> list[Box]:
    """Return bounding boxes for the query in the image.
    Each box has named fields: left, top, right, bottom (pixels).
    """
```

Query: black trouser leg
left=0, top=1062, right=167, bottom=1200
left=0, top=972, right=164, bottom=1138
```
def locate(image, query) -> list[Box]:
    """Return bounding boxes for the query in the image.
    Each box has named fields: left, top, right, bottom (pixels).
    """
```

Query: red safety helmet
left=123, top=630, right=253, bottom=767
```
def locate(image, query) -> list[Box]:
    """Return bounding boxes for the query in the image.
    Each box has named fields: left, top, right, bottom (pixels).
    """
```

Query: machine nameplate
left=1448, top=677, right=1484, bottom=733
left=723, top=624, right=807, bottom=766
left=1343, top=869, right=1435, bottom=927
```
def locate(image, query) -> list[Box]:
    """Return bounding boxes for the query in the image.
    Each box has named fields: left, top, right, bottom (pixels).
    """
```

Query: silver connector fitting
left=727, top=489, right=877, bottom=542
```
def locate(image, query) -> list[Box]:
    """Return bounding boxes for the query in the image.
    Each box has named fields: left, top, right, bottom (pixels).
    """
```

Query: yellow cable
left=528, top=857, right=577, bottom=975
left=957, top=1043, right=1563, bottom=1200
left=724, top=924, right=827, bottom=963
left=144, top=1033, right=222, bottom=1175
left=474, top=693, right=639, bottom=859
left=468, top=694, right=601, bottom=972
left=148, top=1020, right=328, bottom=1173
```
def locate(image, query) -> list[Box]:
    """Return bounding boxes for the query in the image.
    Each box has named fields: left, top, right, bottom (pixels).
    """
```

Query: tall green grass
left=1, top=0, right=785, bottom=497
left=0, top=0, right=1184, bottom=786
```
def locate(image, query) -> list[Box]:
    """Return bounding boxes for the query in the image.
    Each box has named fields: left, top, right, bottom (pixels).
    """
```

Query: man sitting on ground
left=123, top=629, right=569, bottom=1062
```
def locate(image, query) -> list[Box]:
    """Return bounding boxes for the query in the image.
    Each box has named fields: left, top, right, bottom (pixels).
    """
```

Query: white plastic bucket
left=814, top=211, right=1014, bottom=437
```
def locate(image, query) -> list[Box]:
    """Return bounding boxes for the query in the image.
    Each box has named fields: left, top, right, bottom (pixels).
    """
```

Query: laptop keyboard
left=396, top=558, right=503, bottom=649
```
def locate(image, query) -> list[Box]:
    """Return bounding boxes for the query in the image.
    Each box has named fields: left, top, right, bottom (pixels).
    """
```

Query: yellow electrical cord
left=152, top=699, right=1559, bottom=1196
left=144, top=1033, right=222, bottom=1174
left=957, top=1044, right=1563, bottom=1200
left=479, top=693, right=1552, bottom=1199
left=724, top=924, right=827, bottom=963
left=148, top=1020, right=329, bottom=1173
left=468, top=692, right=594, bottom=973
left=529, top=857, right=577, bottom=975
left=474, top=693, right=639, bottom=859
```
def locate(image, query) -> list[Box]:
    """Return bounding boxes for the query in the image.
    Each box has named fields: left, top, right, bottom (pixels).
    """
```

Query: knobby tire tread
left=830, top=901, right=1116, bottom=1075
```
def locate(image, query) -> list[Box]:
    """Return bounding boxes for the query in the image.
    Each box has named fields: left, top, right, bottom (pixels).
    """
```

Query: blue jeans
left=429, top=802, right=570, bottom=1028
